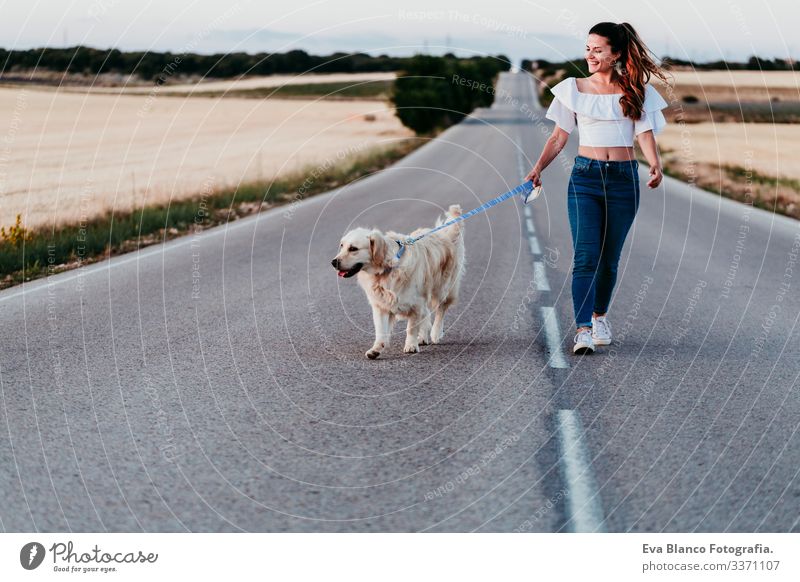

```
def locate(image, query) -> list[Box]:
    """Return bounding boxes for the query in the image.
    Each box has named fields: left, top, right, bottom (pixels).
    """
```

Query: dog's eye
left=348, top=246, right=358, bottom=252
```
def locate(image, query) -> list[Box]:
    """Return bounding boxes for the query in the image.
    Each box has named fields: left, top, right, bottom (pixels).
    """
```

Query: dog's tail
left=435, top=204, right=464, bottom=242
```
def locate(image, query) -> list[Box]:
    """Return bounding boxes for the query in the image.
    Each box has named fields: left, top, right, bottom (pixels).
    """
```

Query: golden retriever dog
left=331, top=205, right=465, bottom=359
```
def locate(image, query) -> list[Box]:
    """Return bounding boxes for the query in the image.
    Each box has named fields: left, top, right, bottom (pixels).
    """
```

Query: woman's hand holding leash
left=647, top=164, right=663, bottom=188
left=525, top=166, right=542, bottom=187
left=523, top=166, right=544, bottom=204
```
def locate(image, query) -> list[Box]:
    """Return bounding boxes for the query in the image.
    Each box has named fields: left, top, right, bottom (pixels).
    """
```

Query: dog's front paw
left=418, top=335, right=430, bottom=346
left=403, top=343, right=419, bottom=354
left=366, top=342, right=385, bottom=359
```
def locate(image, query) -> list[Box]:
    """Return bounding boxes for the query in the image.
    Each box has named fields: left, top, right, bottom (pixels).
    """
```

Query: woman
left=526, top=22, right=670, bottom=355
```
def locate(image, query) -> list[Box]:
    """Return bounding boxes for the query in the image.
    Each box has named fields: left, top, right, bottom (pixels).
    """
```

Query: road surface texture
left=1, top=72, right=798, bottom=532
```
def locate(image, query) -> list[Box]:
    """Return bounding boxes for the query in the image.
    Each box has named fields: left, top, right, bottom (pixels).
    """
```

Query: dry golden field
left=669, top=70, right=800, bottom=90
left=83, top=72, right=398, bottom=95
left=651, top=71, right=800, bottom=217
left=0, top=71, right=398, bottom=94
left=655, top=121, right=800, bottom=219
left=658, top=122, right=800, bottom=180
left=0, top=85, right=411, bottom=230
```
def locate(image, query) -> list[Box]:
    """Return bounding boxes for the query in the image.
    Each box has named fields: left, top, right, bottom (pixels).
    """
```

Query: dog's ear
left=369, top=231, right=388, bottom=270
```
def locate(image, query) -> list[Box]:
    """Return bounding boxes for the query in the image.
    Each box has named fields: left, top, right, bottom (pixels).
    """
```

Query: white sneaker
left=573, top=329, right=595, bottom=354
left=591, top=315, right=612, bottom=346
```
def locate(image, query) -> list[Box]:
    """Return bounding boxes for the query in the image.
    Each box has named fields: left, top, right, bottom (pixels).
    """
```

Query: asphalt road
left=1, top=72, right=798, bottom=532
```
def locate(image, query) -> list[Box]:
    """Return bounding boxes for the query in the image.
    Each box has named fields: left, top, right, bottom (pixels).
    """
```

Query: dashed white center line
left=556, top=409, right=607, bottom=532
left=540, top=306, right=568, bottom=369
left=518, top=74, right=603, bottom=534
left=517, top=77, right=606, bottom=533
left=528, top=235, right=541, bottom=255
left=533, top=261, right=550, bottom=291
left=517, top=131, right=567, bottom=370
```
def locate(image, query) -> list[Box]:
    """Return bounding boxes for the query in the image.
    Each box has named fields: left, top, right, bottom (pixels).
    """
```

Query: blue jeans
left=567, top=155, right=640, bottom=329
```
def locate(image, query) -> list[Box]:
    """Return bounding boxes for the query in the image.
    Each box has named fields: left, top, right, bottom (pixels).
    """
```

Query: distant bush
left=682, top=95, right=700, bottom=103
left=391, top=54, right=511, bottom=134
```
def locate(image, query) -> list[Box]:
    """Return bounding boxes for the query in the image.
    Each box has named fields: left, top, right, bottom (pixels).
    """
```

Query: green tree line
left=0, top=46, right=410, bottom=79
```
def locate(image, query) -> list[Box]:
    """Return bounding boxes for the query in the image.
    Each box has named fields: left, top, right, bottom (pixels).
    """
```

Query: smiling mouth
left=337, top=263, right=363, bottom=278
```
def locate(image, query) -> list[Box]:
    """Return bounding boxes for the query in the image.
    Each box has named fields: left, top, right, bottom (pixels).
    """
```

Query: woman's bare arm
left=636, top=130, right=663, bottom=188
left=525, top=126, right=570, bottom=186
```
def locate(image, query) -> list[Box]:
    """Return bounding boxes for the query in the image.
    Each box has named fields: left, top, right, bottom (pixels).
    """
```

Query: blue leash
left=394, top=180, right=538, bottom=260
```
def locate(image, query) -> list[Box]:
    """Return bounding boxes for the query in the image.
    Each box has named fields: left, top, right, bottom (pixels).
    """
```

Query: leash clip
left=394, top=236, right=416, bottom=258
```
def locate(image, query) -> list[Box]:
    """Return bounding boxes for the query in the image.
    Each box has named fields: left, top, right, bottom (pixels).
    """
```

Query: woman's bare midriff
left=578, top=145, right=636, bottom=161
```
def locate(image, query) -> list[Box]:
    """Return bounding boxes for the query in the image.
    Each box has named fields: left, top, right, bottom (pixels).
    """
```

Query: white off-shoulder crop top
left=545, top=77, right=668, bottom=147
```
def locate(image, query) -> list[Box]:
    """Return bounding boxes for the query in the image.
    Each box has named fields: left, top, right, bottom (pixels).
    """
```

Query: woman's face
left=585, top=33, right=620, bottom=74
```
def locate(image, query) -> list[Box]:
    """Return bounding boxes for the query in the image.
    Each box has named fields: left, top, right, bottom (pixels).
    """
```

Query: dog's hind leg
left=431, top=299, right=453, bottom=344
left=366, top=307, right=391, bottom=359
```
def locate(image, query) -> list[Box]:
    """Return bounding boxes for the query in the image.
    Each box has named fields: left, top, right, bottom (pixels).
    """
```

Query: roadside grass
left=164, top=80, right=394, bottom=100
left=0, top=138, right=424, bottom=290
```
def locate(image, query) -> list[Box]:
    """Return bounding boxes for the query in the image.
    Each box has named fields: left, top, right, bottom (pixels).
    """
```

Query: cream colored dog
left=331, top=205, right=465, bottom=359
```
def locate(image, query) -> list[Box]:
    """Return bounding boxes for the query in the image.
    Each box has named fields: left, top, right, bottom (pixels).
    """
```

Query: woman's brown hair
left=588, top=22, right=671, bottom=120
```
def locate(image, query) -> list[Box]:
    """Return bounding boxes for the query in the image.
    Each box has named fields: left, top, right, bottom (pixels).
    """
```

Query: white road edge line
left=525, top=217, right=535, bottom=233
left=540, top=306, right=568, bottom=369
left=556, top=409, right=607, bottom=532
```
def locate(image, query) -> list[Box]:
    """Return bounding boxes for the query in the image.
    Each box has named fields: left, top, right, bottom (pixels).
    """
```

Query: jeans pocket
left=572, top=159, right=591, bottom=175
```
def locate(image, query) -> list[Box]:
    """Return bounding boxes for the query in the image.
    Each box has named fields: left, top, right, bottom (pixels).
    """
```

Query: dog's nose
left=331, top=258, right=339, bottom=269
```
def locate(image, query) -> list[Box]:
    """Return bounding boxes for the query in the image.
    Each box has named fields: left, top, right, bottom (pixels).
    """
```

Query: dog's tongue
left=337, top=270, right=347, bottom=278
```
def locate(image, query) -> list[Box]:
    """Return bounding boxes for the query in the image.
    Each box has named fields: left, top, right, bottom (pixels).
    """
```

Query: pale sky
left=1, top=0, right=797, bottom=65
